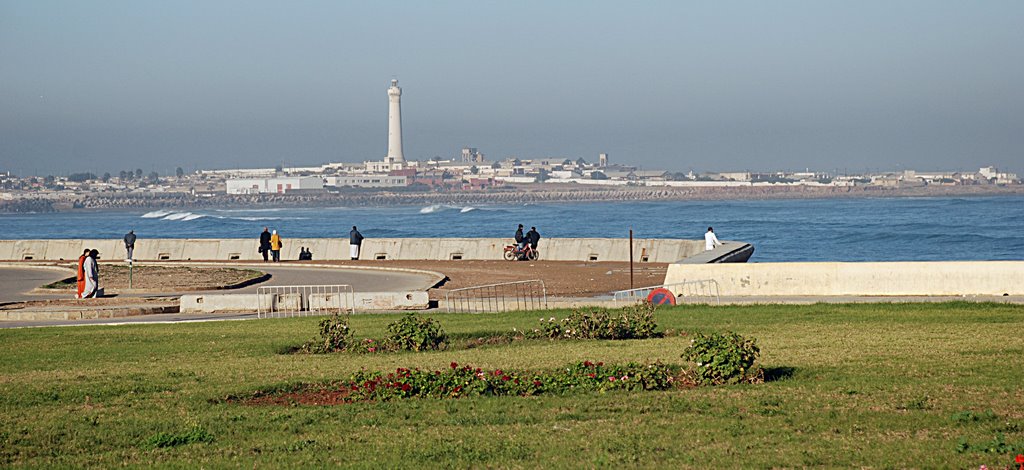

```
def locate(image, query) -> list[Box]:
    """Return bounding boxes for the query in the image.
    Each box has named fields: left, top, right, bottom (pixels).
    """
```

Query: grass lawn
left=2, top=302, right=1023, bottom=468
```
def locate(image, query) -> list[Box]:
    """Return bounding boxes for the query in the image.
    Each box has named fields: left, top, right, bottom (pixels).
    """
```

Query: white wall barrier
left=0, top=237, right=708, bottom=263
left=664, top=261, right=1024, bottom=296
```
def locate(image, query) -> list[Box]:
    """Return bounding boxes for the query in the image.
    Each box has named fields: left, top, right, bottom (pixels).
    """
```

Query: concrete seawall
left=0, top=237, right=716, bottom=263
left=665, top=261, right=1024, bottom=296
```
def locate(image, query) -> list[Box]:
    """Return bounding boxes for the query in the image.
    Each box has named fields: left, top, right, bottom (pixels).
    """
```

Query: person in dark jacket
left=526, top=226, right=541, bottom=250
left=349, top=226, right=364, bottom=260
left=514, top=224, right=525, bottom=250
left=258, top=227, right=272, bottom=262
left=123, top=230, right=136, bottom=261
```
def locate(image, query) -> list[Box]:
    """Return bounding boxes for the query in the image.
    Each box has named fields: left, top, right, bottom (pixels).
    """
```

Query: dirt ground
left=39, top=264, right=266, bottom=293
left=306, top=260, right=669, bottom=299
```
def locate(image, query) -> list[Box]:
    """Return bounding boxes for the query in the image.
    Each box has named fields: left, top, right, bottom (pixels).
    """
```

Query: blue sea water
left=2, top=196, right=1022, bottom=262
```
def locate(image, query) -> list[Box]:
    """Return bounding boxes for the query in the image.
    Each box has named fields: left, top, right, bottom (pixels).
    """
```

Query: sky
left=1, top=0, right=1022, bottom=176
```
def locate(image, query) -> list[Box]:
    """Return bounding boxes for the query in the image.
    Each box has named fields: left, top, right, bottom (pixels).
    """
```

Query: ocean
left=2, top=196, right=1022, bottom=262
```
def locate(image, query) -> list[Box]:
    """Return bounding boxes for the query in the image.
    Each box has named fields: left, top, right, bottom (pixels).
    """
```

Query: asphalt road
left=0, top=266, right=75, bottom=303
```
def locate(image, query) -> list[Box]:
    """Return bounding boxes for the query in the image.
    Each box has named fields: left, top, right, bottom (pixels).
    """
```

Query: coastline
left=3, top=183, right=1023, bottom=213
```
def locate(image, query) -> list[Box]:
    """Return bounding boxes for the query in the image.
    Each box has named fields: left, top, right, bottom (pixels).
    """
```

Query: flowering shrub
left=682, top=331, right=762, bottom=385
left=384, top=313, right=448, bottom=351
left=343, top=360, right=678, bottom=401
left=301, top=314, right=353, bottom=353
left=532, top=303, right=658, bottom=340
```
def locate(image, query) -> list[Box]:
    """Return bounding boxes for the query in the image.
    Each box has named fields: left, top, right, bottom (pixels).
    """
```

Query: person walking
left=82, top=249, right=100, bottom=298
left=269, top=230, right=283, bottom=262
left=704, top=226, right=721, bottom=251
left=349, top=226, right=364, bottom=260
left=76, top=249, right=89, bottom=299
left=123, top=230, right=136, bottom=261
left=259, top=227, right=272, bottom=262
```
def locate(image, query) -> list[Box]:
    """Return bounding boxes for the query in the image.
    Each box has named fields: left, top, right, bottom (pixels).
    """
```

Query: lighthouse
left=386, top=79, right=404, bottom=163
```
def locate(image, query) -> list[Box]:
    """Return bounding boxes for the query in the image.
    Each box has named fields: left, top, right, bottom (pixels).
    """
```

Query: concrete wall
left=179, top=291, right=429, bottom=313
left=664, top=261, right=1024, bottom=296
left=0, top=238, right=706, bottom=263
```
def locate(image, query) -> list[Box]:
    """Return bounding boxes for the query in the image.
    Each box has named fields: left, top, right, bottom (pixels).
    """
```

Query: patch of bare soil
left=285, top=260, right=668, bottom=299
left=38, top=264, right=266, bottom=293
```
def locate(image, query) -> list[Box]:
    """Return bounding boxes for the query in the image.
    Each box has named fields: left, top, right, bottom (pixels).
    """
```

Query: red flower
left=583, top=361, right=593, bottom=367
left=501, top=375, right=511, bottom=381
left=1016, top=453, right=1024, bottom=464
left=401, top=383, right=411, bottom=392
left=493, top=369, right=503, bottom=376
left=588, top=373, right=596, bottom=378
left=533, top=380, right=542, bottom=386
left=450, top=362, right=458, bottom=369
left=608, top=376, right=617, bottom=381
left=597, top=362, right=604, bottom=367
left=453, top=386, right=462, bottom=393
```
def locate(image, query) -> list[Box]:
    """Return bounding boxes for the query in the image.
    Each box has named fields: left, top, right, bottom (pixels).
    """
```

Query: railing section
left=256, top=284, right=355, bottom=319
left=445, top=280, right=547, bottom=313
left=612, top=279, right=721, bottom=305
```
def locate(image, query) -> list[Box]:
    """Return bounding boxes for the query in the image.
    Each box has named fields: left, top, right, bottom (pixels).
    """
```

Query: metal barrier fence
left=445, top=280, right=547, bottom=313
left=612, top=279, right=721, bottom=305
left=256, top=285, right=355, bottom=319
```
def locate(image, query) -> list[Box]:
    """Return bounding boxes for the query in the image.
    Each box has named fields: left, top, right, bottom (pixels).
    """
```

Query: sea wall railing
left=612, top=279, right=721, bottom=305
left=445, top=280, right=547, bottom=313
left=256, top=284, right=355, bottom=319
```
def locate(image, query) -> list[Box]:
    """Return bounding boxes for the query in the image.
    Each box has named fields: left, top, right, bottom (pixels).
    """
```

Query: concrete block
left=179, top=293, right=272, bottom=313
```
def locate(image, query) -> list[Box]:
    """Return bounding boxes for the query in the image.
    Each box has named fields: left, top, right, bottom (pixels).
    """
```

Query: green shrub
left=301, top=314, right=353, bottom=353
left=384, top=314, right=447, bottom=351
left=682, top=331, right=762, bottom=385
left=533, top=303, right=657, bottom=340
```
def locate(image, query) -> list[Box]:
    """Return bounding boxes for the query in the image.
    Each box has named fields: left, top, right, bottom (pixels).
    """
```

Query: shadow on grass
left=763, top=366, right=796, bottom=382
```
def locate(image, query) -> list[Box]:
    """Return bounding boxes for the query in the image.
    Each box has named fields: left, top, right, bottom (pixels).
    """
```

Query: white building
left=325, top=175, right=408, bottom=188
left=226, top=177, right=324, bottom=194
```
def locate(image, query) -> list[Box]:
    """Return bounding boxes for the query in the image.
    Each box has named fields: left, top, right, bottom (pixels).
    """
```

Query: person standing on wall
left=76, top=249, right=89, bottom=299
left=704, top=226, right=721, bottom=251
left=123, top=230, right=136, bottom=262
left=349, top=226, right=364, bottom=260
left=259, top=227, right=272, bottom=262
left=82, top=249, right=100, bottom=298
left=270, top=230, right=283, bottom=262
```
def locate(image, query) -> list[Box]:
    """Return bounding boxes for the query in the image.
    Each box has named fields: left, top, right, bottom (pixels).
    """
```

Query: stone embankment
left=3, top=184, right=1022, bottom=212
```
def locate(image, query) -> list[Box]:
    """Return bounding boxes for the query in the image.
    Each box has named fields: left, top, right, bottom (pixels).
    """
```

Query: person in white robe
left=704, top=227, right=721, bottom=251
left=82, top=249, right=100, bottom=298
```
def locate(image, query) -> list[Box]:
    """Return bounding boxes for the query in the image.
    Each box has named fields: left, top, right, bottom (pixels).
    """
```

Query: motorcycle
left=503, top=244, right=539, bottom=261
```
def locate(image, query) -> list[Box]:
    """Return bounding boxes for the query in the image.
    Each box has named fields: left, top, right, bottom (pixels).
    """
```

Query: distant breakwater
left=3, top=184, right=1022, bottom=213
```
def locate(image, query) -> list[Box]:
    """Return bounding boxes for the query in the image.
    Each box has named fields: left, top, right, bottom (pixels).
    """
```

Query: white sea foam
left=181, top=213, right=206, bottom=221
left=420, top=204, right=444, bottom=214
left=141, top=210, right=171, bottom=218
left=460, top=206, right=476, bottom=213
left=162, top=212, right=192, bottom=221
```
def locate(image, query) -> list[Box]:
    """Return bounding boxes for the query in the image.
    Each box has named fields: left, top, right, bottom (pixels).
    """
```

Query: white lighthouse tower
left=385, top=79, right=404, bottom=163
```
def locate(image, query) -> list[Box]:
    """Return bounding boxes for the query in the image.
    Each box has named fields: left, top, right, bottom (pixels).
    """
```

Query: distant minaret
left=386, top=79, right=404, bottom=163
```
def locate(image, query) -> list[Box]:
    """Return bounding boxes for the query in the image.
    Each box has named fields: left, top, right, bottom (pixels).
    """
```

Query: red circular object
left=646, top=288, right=676, bottom=305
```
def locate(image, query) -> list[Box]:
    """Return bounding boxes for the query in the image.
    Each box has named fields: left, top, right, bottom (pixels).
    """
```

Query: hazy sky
left=2, top=1, right=1022, bottom=176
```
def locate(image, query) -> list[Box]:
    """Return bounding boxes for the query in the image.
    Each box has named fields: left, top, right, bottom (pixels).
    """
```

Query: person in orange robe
left=76, top=249, right=89, bottom=299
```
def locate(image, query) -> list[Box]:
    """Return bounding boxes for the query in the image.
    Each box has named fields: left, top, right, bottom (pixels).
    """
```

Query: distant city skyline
left=2, top=1, right=1022, bottom=176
